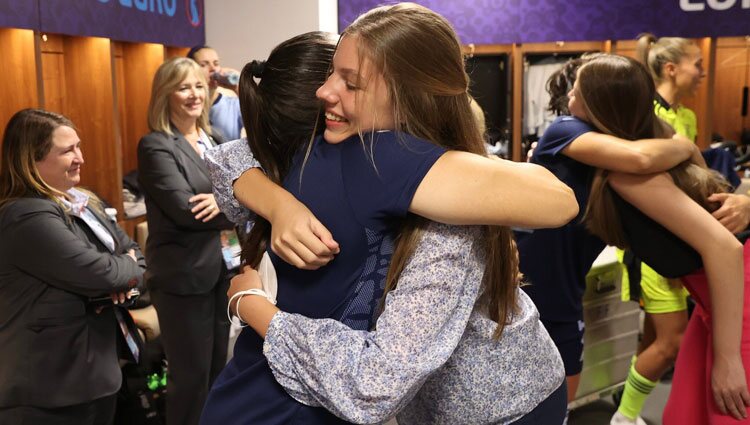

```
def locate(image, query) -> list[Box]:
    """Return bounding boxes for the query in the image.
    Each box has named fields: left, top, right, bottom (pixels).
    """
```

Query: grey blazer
left=137, top=129, right=233, bottom=295
left=0, top=196, right=145, bottom=409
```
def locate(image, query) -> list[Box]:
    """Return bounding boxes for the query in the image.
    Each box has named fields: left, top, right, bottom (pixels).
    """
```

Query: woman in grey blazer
left=137, top=57, right=234, bottom=425
left=0, top=109, right=145, bottom=425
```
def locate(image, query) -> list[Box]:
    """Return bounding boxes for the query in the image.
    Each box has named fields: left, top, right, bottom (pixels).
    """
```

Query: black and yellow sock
left=617, top=360, right=657, bottom=420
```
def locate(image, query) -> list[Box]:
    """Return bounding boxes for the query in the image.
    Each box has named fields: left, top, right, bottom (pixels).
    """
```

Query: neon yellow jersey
left=653, top=97, right=697, bottom=143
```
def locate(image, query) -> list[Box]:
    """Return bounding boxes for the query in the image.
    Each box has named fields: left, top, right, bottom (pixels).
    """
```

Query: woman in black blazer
left=137, top=57, right=234, bottom=425
left=0, top=109, right=145, bottom=425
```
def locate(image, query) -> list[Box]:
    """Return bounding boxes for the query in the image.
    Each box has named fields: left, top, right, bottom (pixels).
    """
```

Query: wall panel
left=713, top=37, right=750, bottom=144
left=62, top=36, right=123, bottom=211
left=113, top=42, right=127, bottom=180
left=121, top=42, right=164, bottom=176
left=0, top=28, right=39, bottom=143
left=612, top=40, right=637, bottom=60
left=166, top=46, right=189, bottom=59
left=40, top=34, right=66, bottom=115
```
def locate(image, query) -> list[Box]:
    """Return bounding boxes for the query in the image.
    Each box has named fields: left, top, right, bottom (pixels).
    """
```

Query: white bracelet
left=226, top=288, right=276, bottom=328
left=236, top=288, right=276, bottom=305
left=227, top=292, right=247, bottom=328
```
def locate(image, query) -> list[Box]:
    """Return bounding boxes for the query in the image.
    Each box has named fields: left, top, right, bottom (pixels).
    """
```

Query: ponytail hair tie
left=249, top=60, right=266, bottom=78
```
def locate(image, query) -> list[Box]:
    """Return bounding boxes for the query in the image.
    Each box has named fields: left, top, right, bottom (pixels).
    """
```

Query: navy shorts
left=542, top=319, right=585, bottom=376
left=509, top=383, right=567, bottom=425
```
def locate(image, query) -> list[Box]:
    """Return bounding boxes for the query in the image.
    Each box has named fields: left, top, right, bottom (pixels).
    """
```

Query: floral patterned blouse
left=205, top=140, right=565, bottom=424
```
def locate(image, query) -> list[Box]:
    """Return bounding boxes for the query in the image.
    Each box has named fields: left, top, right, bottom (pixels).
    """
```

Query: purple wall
left=0, top=1, right=38, bottom=30
left=338, top=0, right=750, bottom=44
left=0, top=0, right=204, bottom=46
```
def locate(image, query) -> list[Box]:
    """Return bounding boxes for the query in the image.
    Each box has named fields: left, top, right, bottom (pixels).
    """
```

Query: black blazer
left=137, top=129, right=233, bottom=295
left=0, top=197, right=146, bottom=408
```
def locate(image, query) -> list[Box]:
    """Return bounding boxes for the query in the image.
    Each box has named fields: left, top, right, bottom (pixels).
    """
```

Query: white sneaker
left=610, top=411, right=647, bottom=425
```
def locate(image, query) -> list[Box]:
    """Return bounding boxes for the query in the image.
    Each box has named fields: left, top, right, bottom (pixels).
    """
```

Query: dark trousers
left=509, top=383, right=567, bottom=425
left=0, top=394, right=117, bottom=425
left=151, top=271, right=230, bottom=425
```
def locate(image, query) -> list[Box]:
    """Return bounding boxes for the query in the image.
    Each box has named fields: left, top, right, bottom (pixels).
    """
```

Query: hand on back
left=709, top=193, right=750, bottom=234
left=269, top=201, right=340, bottom=270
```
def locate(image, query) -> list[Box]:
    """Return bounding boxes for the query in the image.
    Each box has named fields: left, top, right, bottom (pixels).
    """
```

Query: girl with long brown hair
left=201, top=4, right=578, bottom=425
left=518, top=53, right=699, bottom=410
left=578, top=54, right=750, bottom=425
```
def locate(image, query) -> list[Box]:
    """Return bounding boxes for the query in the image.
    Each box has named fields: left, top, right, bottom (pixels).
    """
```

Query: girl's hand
left=269, top=202, right=340, bottom=270
left=97, top=289, right=136, bottom=313
left=709, top=193, right=750, bottom=234
left=227, top=266, right=263, bottom=314
left=110, top=289, right=136, bottom=305
left=227, top=266, right=279, bottom=338
left=526, top=142, right=537, bottom=162
left=189, top=193, right=221, bottom=222
left=711, top=354, right=750, bottom=420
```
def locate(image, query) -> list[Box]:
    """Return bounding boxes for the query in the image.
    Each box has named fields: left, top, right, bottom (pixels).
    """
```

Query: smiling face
left=671, top=44, right=705, bottom=98
left=35, top=125, right=83, bottom=192
left=315, top=35, right=394, bottom=144
left=169, top=70, right=206, bottom=124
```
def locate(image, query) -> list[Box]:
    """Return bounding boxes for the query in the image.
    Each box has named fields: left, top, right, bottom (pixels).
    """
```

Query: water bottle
left=212, top=70, right=240, bottom=86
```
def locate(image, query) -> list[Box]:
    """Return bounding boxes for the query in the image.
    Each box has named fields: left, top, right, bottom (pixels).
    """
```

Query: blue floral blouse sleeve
left=263, top=223, right=485, bottom=424
left=204, top=138, right=261, bottom=226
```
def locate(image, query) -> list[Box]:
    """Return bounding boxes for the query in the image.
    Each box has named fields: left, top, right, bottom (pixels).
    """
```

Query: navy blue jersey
left=202, top=131, right=445, bottom=425
left=517, top=116, right=605, bottom=323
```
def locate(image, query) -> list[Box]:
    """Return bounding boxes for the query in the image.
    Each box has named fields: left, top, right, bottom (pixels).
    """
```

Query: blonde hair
left=346, top=3, right=520, bottom=338
left=636, top=33, right=696, bottom=84
left=147, top=57, right=211, bottom=135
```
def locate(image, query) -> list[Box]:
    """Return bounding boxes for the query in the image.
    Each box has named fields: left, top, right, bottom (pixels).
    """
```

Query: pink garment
left=663, top=240, right=750, bottom=425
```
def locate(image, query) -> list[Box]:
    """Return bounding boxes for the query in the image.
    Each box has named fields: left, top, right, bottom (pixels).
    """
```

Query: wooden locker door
left=713, top=37, right=750, bottom=144
left=0, top=28, right=40, bottom=145
left=61, top=35, right=123, bottom=212
left=120, top=42, right=165, bottom=177
left=612, top=39, right=638, bottom=60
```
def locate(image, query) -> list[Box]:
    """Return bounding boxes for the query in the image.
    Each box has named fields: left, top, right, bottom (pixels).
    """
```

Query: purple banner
left=0, top=0, right=203, bottom=46
left=338, top=0, right=750, bottom=44
left=0, top=1, right=38, bottom=30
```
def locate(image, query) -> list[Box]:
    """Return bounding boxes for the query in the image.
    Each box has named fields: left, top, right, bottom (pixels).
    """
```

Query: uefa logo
left=186, top=0, right=202, bottom=27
